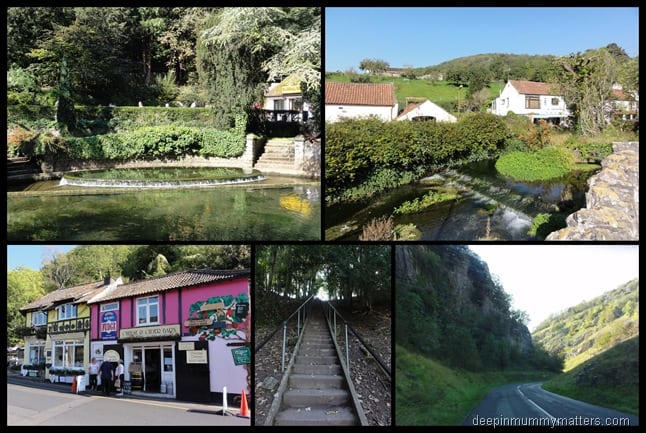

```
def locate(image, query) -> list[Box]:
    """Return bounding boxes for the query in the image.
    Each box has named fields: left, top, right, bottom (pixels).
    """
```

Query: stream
left=325, top=160, right=598, bottom=241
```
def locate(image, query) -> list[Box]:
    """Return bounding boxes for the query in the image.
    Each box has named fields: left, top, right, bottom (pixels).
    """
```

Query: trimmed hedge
left=326, top=113, right=510, bottom=197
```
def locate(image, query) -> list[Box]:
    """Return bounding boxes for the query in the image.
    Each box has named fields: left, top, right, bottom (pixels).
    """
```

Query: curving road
left=463, top=382, right=639, bottom=427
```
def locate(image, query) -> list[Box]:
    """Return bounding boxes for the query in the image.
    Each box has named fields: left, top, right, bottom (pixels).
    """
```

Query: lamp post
left=457, top=84, right=463, bottom=119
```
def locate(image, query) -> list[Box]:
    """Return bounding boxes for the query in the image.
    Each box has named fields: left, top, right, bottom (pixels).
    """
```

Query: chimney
left=104, top=275, right=112, bottom=286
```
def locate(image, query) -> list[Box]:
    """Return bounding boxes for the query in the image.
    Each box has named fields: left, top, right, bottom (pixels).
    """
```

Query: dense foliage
left=255, top=244, right=390, bottom=313
left=326, top=113, right=510, bottom=200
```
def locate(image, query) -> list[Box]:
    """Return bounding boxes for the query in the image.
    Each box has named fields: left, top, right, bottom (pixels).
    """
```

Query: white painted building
left=325, top=82, right=398, bottom=123
left=396, top=99, right=456, bottom=123
left=491, top=80, right=569, bottom=123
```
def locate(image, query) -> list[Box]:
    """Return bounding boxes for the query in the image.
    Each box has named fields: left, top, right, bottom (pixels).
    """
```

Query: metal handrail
left=255, top=295, right=315, bottom=372
left=324, top=301, right=391, bottom=380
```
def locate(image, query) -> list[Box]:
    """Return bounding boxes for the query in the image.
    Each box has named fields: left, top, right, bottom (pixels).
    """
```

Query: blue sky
left=469, top=245, right=639, bottom=331
left=325, top=7, right=639, bottom=72
left=7, top=245, right=77, bottom=271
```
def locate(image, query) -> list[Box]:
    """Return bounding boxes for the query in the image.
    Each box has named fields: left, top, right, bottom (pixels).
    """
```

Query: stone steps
left=272, top=306, right=359, bottom=426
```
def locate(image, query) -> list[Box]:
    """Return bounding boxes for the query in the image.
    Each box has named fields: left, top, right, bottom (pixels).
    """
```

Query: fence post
left=281, top=321, right=287, bottom=372
left=344, top=323, right=349, bottom=368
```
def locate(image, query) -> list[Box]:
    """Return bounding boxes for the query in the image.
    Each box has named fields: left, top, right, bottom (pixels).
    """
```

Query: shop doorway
left=144, top=348, right=161, bottom=392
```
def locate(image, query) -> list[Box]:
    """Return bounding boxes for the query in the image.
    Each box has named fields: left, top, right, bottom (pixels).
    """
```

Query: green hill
left=542, top=335, right=639, bottom=415
left=533, top=278, right=639, bottom=371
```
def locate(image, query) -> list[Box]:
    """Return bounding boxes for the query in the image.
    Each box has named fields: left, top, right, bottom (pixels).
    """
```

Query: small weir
left=59, top=167, right=265, bottom=188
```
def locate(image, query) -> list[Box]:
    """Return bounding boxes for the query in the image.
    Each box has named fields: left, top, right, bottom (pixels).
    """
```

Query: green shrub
left=495, top=147, right=576, bottom=181
left=527, top=212, right=568, bottom=239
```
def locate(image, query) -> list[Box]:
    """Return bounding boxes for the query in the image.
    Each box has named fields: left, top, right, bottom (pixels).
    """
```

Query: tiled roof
left=325, top=82, right=397, bottom=106
left=89, top=268, right=250, bottom=303
left=612, top=88, right=635, bottom=101
left=20, top=278, right=117, bottom=312
left=510, top=80, right=562, bottom=96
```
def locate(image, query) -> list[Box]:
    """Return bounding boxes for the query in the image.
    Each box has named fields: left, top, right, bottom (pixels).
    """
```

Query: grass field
left=325, top=72, right=504, bottom=115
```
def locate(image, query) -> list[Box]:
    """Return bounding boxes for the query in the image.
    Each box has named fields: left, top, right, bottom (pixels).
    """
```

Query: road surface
left=464, top=382, right=638, bottom=427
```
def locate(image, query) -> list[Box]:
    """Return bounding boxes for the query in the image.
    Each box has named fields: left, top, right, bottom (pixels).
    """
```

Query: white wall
left=492, top=83, right=568, bottom=118
left=325, top=104, right=396, bottom=123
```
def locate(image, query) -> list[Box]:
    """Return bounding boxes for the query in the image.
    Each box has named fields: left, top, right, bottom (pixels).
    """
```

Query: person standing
left=114, top=360, right=125, bottom=397
left=88, top=357, right=100, bottom=391
left=99, top=359, right=114, bottom=396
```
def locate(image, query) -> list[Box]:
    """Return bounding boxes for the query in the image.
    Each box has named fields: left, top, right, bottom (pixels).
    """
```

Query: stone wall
left=546, top=142, right=639, bottom=240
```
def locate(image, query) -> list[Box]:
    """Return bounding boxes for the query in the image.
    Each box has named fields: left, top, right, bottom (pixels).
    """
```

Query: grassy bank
left=542, top=336, right=639, bottom=416
left=395, top=345, right=557, bottom=425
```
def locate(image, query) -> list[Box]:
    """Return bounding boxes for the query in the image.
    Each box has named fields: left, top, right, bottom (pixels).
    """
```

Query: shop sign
left=119, top=324, right=180, bottom=340
left=104, top=349, right=120, bottom=362
left=101, top=311, right=118, bottom=339
left=231, top=347, right=251, bottom=365
left=178, top=342, right=194, bottom=351
left=186, top=350, right=208, bottom=364
left=200, top=302, right=225, bottom=311
left=48, top=318, right=90, bottom=334
left=184, top=318, right=213, bottom=327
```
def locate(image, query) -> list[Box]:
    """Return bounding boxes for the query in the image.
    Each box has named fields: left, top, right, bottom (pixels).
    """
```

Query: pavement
left=6, top=369, right=246, bottom=417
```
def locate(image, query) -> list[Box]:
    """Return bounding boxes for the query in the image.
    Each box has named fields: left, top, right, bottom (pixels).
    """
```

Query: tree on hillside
left=359, top=58, right=389, bottom=75
left=7, top=267, right=46, bottom=346
left=555, top=48, right=619, bottom=135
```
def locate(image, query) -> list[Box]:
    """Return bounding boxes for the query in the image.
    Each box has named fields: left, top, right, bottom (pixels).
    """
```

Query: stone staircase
left=272, top=306, right=360, bottom=426
left=253, top=138, right=301, bottom=175
left=6, top=156, right=42, bottom=184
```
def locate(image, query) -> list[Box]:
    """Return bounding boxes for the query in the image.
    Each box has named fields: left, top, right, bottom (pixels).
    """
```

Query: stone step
left=295, top=355, right=339, bottom=365
left=292, top=363, right=342, bottom=375
left=300, top=347, right=336, bottom=357
left=290, top=373, right=345, bottom=389
left=274, top=407, right=358, bottom=426
left=282, top=388, right=351, bottom=408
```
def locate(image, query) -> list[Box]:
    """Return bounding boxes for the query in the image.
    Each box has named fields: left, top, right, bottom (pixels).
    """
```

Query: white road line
left=516, top=385, right=556, bottom=420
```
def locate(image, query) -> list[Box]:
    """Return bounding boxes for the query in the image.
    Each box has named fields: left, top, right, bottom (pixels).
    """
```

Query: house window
left=137, top=296, right=159, bottom=325
left=525, top=96, right=540, bottom=109
left=57, top=304, right=77, bottom=320
left=551, top=98, right=559, bottom=106
left=52, top=339, right=84, bottom=368
left=29, top=343, right=46, bottom=365
left=31, top=311, right=47, bottom=326
left=274, top=100, right=285, bottom=110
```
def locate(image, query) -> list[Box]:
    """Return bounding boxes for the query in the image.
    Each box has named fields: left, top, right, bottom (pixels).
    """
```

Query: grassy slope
left=542, top=335, right=639, bottom=416
left=395, top=345, right=556, bottom=425
left=325, top=72, right=503, bottom=115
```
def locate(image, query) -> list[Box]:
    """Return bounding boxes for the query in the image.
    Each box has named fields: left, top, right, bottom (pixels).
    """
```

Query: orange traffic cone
left=237, top=390, right=250, bottom=418
left=71, top=376, right=77, bottom=394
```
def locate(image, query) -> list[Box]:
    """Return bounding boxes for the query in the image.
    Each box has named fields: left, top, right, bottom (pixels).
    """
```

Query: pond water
left=325, top=160, right=598, bottom=241
left=8, top=176, right=321, bottom=241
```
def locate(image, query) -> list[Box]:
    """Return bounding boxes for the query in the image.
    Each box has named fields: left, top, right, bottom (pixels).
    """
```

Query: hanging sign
left=231, top=347, right=251, bottom=365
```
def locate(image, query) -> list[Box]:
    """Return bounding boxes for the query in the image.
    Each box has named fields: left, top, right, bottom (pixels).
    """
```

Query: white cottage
left=325, top=82, right=398, bottom=123
left=491, top=80, right=569, bottom=124
left=396, top=99, right=456, bottom=123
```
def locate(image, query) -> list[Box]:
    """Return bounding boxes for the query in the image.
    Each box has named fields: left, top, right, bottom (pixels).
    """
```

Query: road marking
left=516, top=385, right=556, bottom=420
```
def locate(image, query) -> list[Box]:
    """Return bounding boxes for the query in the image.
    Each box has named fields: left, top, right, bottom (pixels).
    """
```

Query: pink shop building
left=87, top=268, right=250, bottom=405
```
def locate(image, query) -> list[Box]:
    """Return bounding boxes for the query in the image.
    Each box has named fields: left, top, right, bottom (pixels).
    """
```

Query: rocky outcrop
left=396, top=245, right=534, bottom=360
left=547, top=142, right=639, bottom=240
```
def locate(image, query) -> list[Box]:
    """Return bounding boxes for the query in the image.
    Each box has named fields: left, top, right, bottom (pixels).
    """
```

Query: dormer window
left=31, top=311, right=47, bottom=326
left=57, top=304, right=77, bottom=320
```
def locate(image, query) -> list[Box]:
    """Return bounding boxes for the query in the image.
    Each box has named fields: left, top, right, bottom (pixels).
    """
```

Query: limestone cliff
left=396, top=245, right=533, bottom=371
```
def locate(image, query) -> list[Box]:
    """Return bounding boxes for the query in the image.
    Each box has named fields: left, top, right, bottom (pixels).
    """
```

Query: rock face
left=396, top=245, right=534, bottom=360
left=547, top=142, right=639, bottom=240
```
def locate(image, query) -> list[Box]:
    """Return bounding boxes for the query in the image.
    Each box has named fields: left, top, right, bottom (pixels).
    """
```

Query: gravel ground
left=254, top=302, right=391, bottom=426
